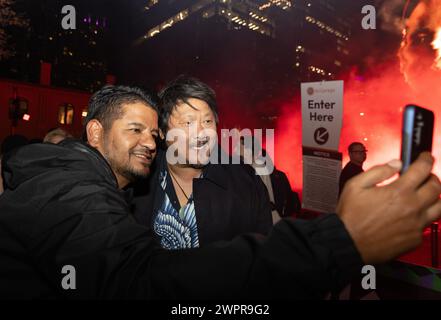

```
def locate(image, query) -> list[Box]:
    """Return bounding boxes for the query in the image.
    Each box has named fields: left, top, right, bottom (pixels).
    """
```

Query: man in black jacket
left=339, top=142, right=367, bottom=197
left=132, top=76, right=272, bottom=249
left=1, top=85, right=441, bottom=299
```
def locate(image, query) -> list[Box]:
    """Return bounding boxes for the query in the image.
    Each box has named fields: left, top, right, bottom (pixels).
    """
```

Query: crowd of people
left=0, top=76, right=440, bottom=299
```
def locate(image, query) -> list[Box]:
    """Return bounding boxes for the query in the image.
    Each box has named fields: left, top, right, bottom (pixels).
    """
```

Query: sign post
left=301, top=80, right=344, bottom=213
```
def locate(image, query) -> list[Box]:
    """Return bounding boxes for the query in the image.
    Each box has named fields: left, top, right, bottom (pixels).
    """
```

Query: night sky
left=1, top=0, right=413, bottom=86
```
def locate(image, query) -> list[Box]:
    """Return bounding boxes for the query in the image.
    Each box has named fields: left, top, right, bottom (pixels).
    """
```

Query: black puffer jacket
left=0, top=140, right=362, bottom=299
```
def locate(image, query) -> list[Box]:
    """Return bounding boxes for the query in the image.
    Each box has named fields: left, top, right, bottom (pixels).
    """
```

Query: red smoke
left=274, top=64, right=441, bottom=194
left=273, top=98, right=303, bottom=193
left=215, top=0, right=441, bottom=195
left=274, top=0, right=441, bottom=194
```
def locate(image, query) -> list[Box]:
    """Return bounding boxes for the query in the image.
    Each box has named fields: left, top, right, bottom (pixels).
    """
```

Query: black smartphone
left=400, top=104, right=434, bottom=174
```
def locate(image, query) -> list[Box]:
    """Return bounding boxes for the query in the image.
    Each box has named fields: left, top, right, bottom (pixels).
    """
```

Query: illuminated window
left=58, top=104, right=74, bottom=125
left=81, top=108, right=88, bottom=124
left=175, top=9, right=189, bottom=21
left=305, top=16, right=349, bottom=40
left=308, top=66, right=326, bottom=75
left=296, top=45, right=305, bottom=53
left=160, top=18, right=174, bottom=30
left=259, top=0, right=291, bottom=11
left=202, top=7, right=215, bottom=19
left=145, top=9, right=189, bottom=39
left=9, top=98, right=29, bottom=122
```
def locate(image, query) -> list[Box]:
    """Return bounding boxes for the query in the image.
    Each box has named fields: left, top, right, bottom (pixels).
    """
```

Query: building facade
left=0, top=75, right=91, bottom=142
left=124, top=0, right=353, bottom=128
left=0, top=0, right=111, bottom=93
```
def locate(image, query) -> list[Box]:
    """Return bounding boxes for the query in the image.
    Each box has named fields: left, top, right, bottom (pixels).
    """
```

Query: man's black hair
left=82, top=85, right=159, bottom=141
left=348, top=142, right=365, bottom=153
left=158, top=75, right=218, bottom=133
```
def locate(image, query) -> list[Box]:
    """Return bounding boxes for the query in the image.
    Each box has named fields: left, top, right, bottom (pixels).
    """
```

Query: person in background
left=43, top=127, right=73, bottom=144
left=239, top=136, right=301, bottom=224
left=339, top=142, right=367, bottom=197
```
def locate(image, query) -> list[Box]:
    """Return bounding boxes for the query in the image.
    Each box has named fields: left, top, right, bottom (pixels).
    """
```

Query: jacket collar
left=201, top=163, right=228, bottom=190
left=60, top=139, right=119, bottom=188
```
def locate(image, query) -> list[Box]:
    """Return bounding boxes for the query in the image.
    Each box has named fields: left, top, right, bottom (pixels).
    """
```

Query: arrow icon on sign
left=314, top=127, right=329, bottom=145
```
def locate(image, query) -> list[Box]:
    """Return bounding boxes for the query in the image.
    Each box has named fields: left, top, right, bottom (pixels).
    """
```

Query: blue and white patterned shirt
left=153, top=170, right=200, bottom=250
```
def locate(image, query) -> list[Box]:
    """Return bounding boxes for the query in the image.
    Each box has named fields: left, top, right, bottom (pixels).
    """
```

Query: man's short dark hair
left=82, top=85, right=159, bottom=141
left=158, top=75, right=218, bottom=133
left=348, top=142, right=365, bottom=153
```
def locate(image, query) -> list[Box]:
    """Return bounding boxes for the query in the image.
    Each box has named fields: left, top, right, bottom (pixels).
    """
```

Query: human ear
left=86, top=119, right=104, bottom=148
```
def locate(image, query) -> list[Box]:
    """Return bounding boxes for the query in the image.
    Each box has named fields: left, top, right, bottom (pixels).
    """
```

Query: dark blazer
left=270, top=169, right=301, bottom=217
left=131, top=149, right=273, bottom=246
left=339, top=162, right=364, bottom=196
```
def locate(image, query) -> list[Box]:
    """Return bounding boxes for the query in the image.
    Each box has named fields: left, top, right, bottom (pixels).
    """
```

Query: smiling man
left=132, top=76, right=273, bottom=249
left=0, top=85, right=160, bottom=298
left=84, top=92, right=159, bottom=188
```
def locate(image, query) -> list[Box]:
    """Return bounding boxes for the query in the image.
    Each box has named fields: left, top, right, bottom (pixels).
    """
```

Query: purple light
left=83, top=18, right=87, bottom=23
left=96, top=19, right=99, bottom=26
left=88, top=16, right=91, bottom=24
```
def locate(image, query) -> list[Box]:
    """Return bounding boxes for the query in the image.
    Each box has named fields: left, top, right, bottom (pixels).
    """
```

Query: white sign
left=301, top=80, right=343, bottom=151
left=302, top=147, right=342, bottom=213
